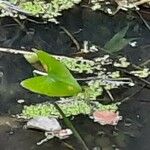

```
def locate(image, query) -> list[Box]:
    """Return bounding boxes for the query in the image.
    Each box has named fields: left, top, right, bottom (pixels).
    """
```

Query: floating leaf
left=21, top=51, right=82, bottom=97
left=104, top=25, right=136, bottom=53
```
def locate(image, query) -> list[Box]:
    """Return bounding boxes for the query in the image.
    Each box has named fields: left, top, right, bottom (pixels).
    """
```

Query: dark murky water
left=0, top=6, right=150, bottom=150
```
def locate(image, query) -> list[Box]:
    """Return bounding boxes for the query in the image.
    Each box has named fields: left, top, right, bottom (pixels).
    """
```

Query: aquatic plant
left=21, top=100, right=120, bottom=119
left=21, top=50, right=82, bottom=97
left=104, top=25, right=136, bottom=53
left=20, top=42, right=135, bottom=118
left=22, top=100, right=91, bottom=118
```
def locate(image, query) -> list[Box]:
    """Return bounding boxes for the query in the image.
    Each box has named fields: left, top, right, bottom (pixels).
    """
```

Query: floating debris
left=80, top=41, right=99, bottom=53
left=129, top=41, right=137, bottom=47
left=25, top=117, right=73, bottom=145
left=45, top=129, right=73, bottom=140
left=17, top=99, right=25, bottom=104
left=25, top=117, right=62, bottom=131
left=92, top=111, right=122, bottom=125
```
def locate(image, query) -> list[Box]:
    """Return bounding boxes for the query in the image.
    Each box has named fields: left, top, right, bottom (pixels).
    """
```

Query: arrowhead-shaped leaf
left=21, top=51, right=82, bottom=97
left=104, top=25, right=136, bottom=53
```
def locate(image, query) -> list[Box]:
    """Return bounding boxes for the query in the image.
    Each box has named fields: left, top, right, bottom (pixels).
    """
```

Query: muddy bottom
left=0, top=6, right=150, bottom=150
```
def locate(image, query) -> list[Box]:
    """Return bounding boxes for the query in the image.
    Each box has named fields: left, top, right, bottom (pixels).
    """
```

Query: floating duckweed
left=59, top=55, right=113, bottom=74
left=94, top=55, right=113, bottom=65
left=91, top=0, right=104, bottom=10
left=20, top=1, right=46, bottom=16
left=130, top=68, right=150, bottom=78
left=22, top=100, right=91, bottom=119
left=21, top=100, right=121, bottom=119
left=91, top=3, right=102, bottom=10
left=60, top=57, right=95, bottom=74
left=0, top=0, right=82, bottom=23
left=90, top=0, right=113, bottom=14
left=77, top=85, right=103, bottom=100
left=107, top=71, right=120, bottom=78
left=113, top=57, right=130, bottom=68
left=93, top=102, right=120, bottom=112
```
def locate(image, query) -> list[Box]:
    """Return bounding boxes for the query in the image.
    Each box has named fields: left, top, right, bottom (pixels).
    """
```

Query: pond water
left=0, top=6, right=150, bottom=150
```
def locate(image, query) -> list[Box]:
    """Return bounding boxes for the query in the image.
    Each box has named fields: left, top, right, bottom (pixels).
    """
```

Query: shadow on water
left=0, top=6, right=150, bottom=150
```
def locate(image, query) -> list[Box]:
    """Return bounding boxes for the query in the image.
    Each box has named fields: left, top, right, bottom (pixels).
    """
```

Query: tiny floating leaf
left=21, top=50, right=82, bottom=97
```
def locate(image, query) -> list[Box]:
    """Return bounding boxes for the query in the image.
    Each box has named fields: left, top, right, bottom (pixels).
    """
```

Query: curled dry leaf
left=92, top=110, right=122, bottom=125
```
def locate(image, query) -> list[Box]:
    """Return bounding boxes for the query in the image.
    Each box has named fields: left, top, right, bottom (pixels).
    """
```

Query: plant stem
left=136, top=10, right=150, bottom=31
left=120, top=84, right=145, bottom=103
left=0, top=47, right=34, bottom=55
left=60, top=26, right=80, bottom=50
left=53, top=102, right=89, bottom=150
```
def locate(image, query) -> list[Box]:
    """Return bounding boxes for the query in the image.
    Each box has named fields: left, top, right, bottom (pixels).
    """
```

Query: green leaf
left=21, top=51, right=82, bottom=97
left=104, top=25, right=136, bottom=53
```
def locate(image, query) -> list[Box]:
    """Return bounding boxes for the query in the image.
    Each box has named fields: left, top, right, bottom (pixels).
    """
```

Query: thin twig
left=63, top=142, right=75, bottom=150
left=0, top=47, right=77, bottom=60
left=0, top=47, right=34, bottom=55
left=136, top=10, right=150, bottom=31
left=105, top=89, right=114, bottom=101
left=60, top=26, right=80, bottom=50
left=140, top=59, right=150, bottom=67
left=26, top=18, right=47, bottom=24
left=33, top=70, right=48, bottom=76
left=139, top=100, right=150, bottom=103
left=120, top=84, right=145, bottom=103
left=13, top=18, right=25, bottom=30
left=0, top=0, right=32, bottom=15
left=133, top=0, right=150, bottom=6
